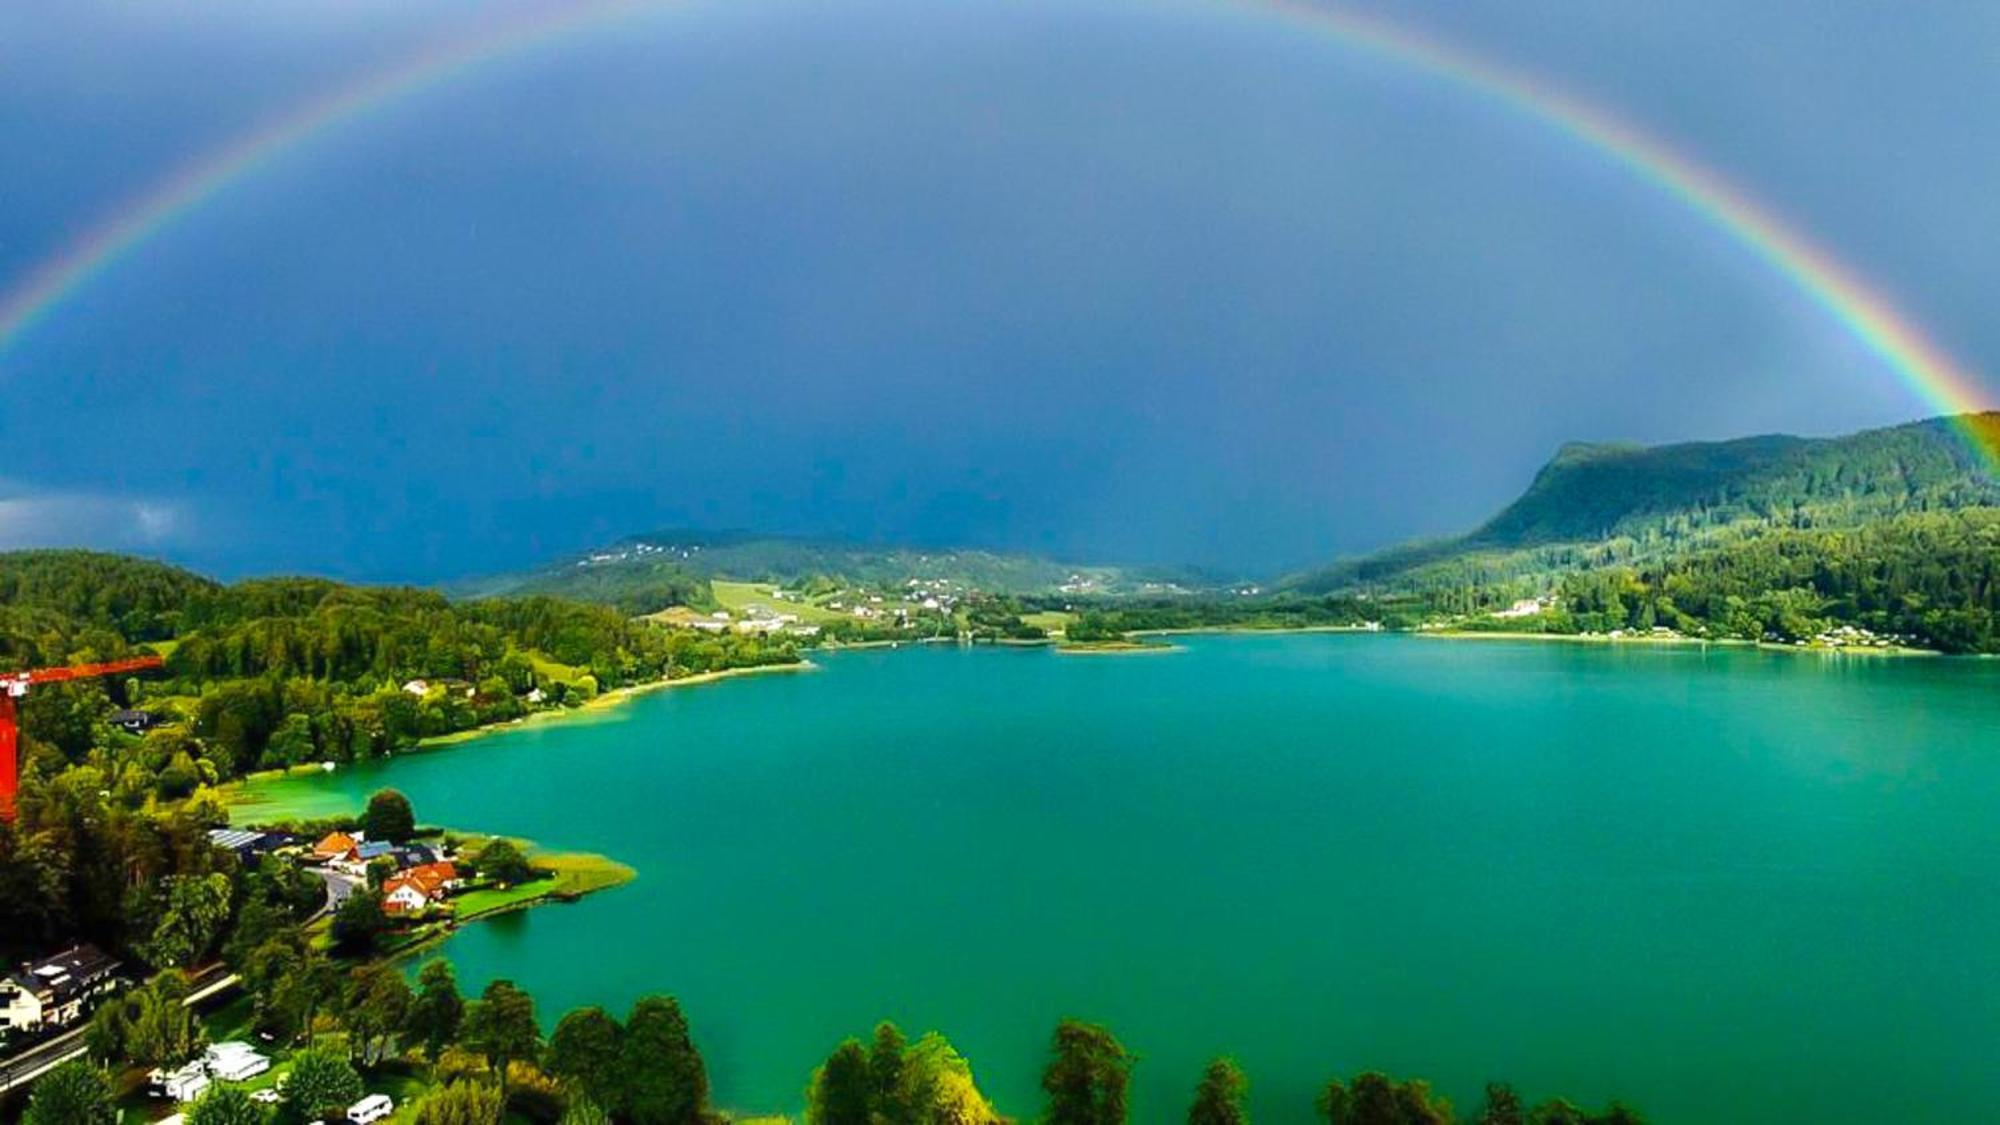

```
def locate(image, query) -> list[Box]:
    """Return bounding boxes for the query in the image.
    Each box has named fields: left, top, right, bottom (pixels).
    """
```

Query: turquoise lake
left=244, top=634, right=2000, bottom=1121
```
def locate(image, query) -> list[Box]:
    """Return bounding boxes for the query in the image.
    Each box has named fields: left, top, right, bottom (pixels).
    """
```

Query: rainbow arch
left=0, top=0, right=1990, bottom=458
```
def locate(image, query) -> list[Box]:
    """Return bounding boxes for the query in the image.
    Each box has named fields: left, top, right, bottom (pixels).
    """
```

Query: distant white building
left=1494, top=598, right=1549, bottom=620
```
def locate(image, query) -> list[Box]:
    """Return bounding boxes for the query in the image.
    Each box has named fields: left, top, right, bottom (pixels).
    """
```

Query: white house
left=0, top=946, right=121, bottom=1035
left=156, top=1060, right=211, bottom=1103
left=204, top=1041, right=271, bottom=1082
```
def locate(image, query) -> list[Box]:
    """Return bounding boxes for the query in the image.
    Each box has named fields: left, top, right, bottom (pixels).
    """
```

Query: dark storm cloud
left=0, top=0, right=1991, bottom=580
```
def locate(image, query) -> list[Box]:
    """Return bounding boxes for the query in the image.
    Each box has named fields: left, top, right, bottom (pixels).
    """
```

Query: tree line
left=29, top=960, right=1645, bottom=1125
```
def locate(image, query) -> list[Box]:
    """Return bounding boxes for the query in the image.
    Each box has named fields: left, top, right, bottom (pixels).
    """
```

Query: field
left=710, top=580, right=853, bottom=625
left=1021, top=610, right=1076, bottom=635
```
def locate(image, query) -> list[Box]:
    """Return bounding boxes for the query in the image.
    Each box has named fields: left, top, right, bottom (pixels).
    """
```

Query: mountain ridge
left=1290, top=412, right=2000, bottom=593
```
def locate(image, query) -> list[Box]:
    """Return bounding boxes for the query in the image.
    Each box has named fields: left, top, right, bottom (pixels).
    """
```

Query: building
left=391, top=843, right=441, bottom=868
left=202, top=1041, right=271, bottom=1081
left=0, top=945, right=122, bottom=1035
left=154, top=1061, right=210, bottom=1103
left=207, top=828, right=287, bottom=861
left=311, top=831, right=361, bottom=864
left=108, top=709, right=167, bottom=734
left=380, top=861, right=460, bottom=916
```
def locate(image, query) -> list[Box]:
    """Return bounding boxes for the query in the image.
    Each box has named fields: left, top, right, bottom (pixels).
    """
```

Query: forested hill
left=0, top=549, right=796, bottom=780
left=459, top=529, right=1220, bottom=612
left=1294, top=413, right=2000, bottom=592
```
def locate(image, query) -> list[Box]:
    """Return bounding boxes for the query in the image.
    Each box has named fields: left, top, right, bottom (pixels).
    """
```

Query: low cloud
left=0, top=483, right=190, bottom=552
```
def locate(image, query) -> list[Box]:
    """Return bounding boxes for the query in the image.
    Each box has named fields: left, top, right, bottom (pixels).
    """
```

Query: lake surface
left=243, top=635, right=2000, bottom=1122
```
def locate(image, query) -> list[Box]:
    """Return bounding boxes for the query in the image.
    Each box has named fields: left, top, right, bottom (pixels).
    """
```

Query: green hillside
left=1280, top=413, right=2000, bottom=652
left=1295, top=413, right=2000, bottom=593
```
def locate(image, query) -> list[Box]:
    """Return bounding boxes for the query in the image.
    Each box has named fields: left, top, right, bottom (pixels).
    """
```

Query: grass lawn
left=1022, top=610, right=1076, bottom=634
left=711, top=581, right=850, bottom=626
left=522, top=648, right=584, bottom=683
left=451, top=846, right=634, bottom=921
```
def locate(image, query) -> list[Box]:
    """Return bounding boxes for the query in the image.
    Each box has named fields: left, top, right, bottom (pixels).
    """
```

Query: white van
left=347, top=1093, right=395, bottom=1124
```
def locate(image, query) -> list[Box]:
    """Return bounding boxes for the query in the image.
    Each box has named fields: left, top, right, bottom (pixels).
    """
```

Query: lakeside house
left=0, top=945, right=122, bottom=1036
left=1495, top=597, right=1552, bottom=620
left=381, top=861, right=461, bottom=916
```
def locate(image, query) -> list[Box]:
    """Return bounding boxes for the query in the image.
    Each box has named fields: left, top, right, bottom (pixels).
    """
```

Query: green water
left=245, top=635, right=2000, bottom=1122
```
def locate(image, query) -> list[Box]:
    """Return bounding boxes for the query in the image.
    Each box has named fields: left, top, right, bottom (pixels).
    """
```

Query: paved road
left=0, top=1025, right=90, bottom=1097
left=311, top=865, right=361, bottom=920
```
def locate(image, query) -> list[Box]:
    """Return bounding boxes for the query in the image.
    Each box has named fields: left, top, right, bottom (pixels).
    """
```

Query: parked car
left=348, top=1093, right=395, bottom=1124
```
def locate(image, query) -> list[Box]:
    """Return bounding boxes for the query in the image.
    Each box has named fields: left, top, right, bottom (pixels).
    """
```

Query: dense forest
left=0, top=550, right=796, bottom=965
left=1294, top=413, right=2000, bottom=594
left=1260, top=415, right=2000, bottom=652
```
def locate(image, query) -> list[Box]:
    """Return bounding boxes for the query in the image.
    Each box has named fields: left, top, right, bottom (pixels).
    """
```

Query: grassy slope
left=710, top=580, right=851, bottom=625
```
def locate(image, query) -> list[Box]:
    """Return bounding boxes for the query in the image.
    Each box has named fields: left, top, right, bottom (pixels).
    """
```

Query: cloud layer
left=0, top=483, right=187, bottom=552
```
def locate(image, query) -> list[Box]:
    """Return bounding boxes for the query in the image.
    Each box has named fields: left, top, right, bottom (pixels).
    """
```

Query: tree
left=808, top=1039, right=874, bottom=1125
left=125, top=970, right=203, bottom=1068
left=560, top=1098, right=611, bottom=1125
left=1042, top=1019, right=1132, bottom=1125
left=1317, top=1072, right=1450, bottom=1125
left=465, top=980, right=540, bottom=1101
left=139, top=872, right=234, bottom=968
left=285, top=1047, right=365, bottom=1124
left=901, top=1031, right=999, bottom=1125
left=264, top=942, right=341, bottom=1044
left=188, top=1084, right=269, bottom=1125
left=1527, top=1101, right=1585, bottom=1125
left=346, top=961, right=415, bottom=1066
left=1479, top=1083, right=1525, bottom=1125
left=473, top=838, right=533, bottom=886
left=331, top=888, right=389, bottom=955
left=618, top=995, right=708, bottom=1125
left=84, top=994, right=131, bottom=1063
left=869, top=1021, right=913, bottom=1125
left=414, top=1081, right=506, bottom=1125
left=362, top=788, right=417, bottom=844
left=22, top=1060, right=115, bottom=1125
left=1188, top=1058, right=1248, bottom=1125
left=410, top=959, right=468, bottom=1061
left=548, top=1006, right=624, bottom=1107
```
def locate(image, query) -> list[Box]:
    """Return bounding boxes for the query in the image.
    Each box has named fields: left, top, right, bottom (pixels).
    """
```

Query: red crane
left=1, top=654, right=165, bottom=821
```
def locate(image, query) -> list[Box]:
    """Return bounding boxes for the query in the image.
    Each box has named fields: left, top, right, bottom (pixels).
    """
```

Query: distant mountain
left=1292, top=413, right=2000, bottom=593
left=458, top=530, right=1223, bottom=613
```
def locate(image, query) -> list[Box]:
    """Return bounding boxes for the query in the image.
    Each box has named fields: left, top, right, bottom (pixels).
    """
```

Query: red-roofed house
left=311, top=832, right=360, bottom=864
left=380, top=862, right=461, bottom=916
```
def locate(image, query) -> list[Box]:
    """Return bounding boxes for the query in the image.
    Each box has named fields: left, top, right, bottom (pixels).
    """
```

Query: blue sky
left=2, top=0, right=1995, bottom=581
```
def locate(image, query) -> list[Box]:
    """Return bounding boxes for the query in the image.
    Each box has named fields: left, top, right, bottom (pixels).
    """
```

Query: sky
left=1, top=0, right=1996, bottom=582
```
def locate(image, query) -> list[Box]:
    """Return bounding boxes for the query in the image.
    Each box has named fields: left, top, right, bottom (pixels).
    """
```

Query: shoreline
left=1411, top=628, right=1938, bottom=657
left=226, top=660, right=818, bottom=797
left=1055, top=641, right=1183, bottom=655
left=1133, top=624, right=1383, bottom=638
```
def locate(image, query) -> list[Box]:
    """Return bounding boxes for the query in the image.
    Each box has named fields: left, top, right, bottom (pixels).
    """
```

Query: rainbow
left=1, top=0, right=1991, bottom=458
